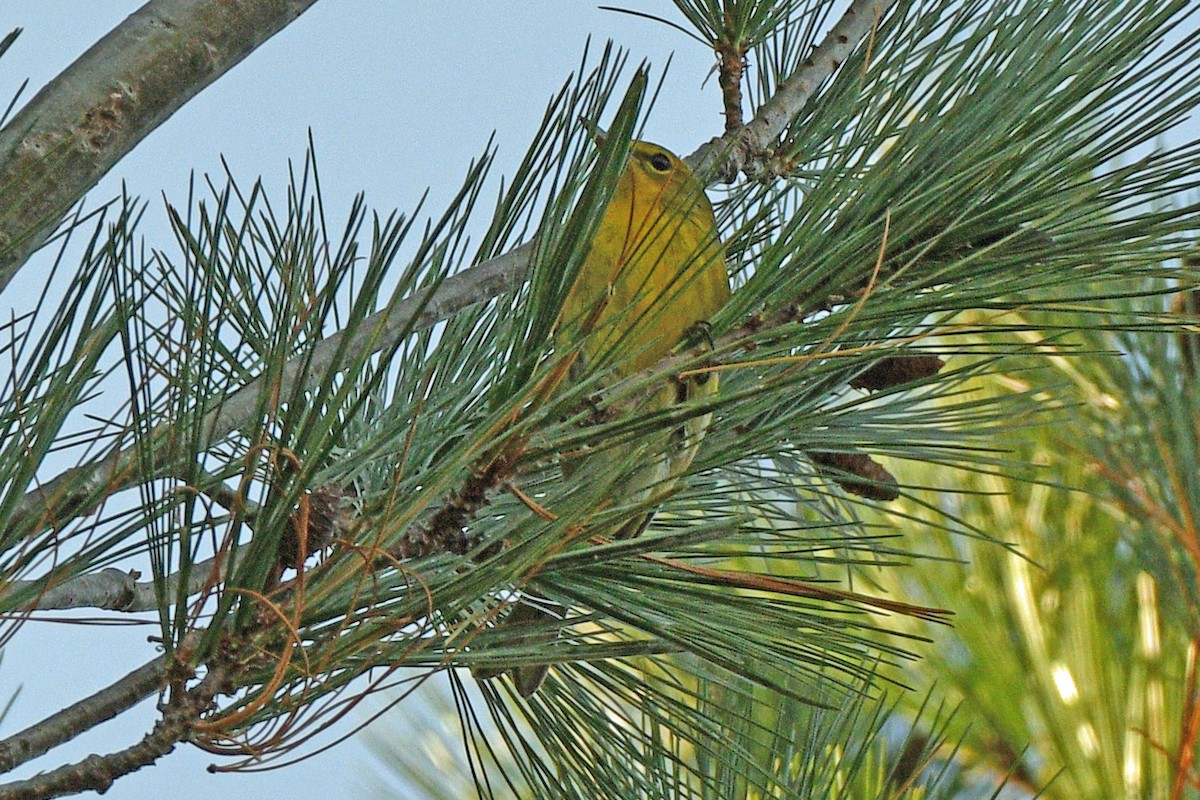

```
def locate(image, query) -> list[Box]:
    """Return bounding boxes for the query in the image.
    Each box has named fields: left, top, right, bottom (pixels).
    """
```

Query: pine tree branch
left=690, top=0, right=895, bottom=179
left=0, top=654, right=168, bottom=775
left=386, top=301, right=931, bottom=563
left=3, top=1, right=890, bottom=556
left=0, top=557, right=221, bottom=612
left=0, top=0, right=320, bottom=293
left=0, top=664, right=222, bottom=800
left=7, top=243, right=530, bottom=546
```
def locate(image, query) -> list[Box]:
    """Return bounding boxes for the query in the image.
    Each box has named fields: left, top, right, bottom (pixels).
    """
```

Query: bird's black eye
left=649, top=152, right=671, bottom=172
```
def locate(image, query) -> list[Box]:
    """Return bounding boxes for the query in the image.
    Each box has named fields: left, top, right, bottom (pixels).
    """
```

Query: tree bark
left=0, top=0, right=320, bottom=293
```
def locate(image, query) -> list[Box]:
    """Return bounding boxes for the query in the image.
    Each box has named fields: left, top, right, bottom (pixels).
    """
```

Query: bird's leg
left=679, top=319, right=717, bottom=385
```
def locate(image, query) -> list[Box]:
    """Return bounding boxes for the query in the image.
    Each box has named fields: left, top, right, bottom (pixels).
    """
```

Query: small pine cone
left=808, top=450, right=900, bottom=502
left=850, top=355, right=945, bottom=391
left=278, top=483, right=357, bottom=569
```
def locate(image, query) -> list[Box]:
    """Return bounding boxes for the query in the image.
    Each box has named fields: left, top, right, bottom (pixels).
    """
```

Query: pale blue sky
left=0, top=3, right=718, bottom=799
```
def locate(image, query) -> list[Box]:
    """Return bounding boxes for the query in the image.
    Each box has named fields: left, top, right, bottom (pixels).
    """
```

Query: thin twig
left=716, top=37, right=746, bottom=134
left=1, top=557, right=221, bottom=613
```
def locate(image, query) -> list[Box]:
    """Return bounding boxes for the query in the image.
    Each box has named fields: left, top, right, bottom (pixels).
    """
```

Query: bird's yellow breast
left=558, top=141, right=729, bottom=375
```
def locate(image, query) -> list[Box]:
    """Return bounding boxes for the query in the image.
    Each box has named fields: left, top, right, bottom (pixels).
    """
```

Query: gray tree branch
left=0, top=654, right=168, bottom=776
left=0, top=662, right=222, bottom=800
left=0, top=0, right=320, bottom=293
left=690, top=0, right=894, bottom=179
left=1, top=557, right=221, bottom=612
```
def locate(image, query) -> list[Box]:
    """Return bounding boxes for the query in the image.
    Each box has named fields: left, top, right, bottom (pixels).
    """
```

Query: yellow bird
left=558, top=139, right=730, bottom=377
left=555, top=139, right=730, bottom=539
left=485, top=139, right=730, bottom=697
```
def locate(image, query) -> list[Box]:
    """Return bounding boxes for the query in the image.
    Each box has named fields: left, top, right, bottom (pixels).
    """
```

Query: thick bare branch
left=0, top=664, right=221, bottom=800
left=0, top=0, right=320, bottom=293
left=0, top=655, right=167, bottom=775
